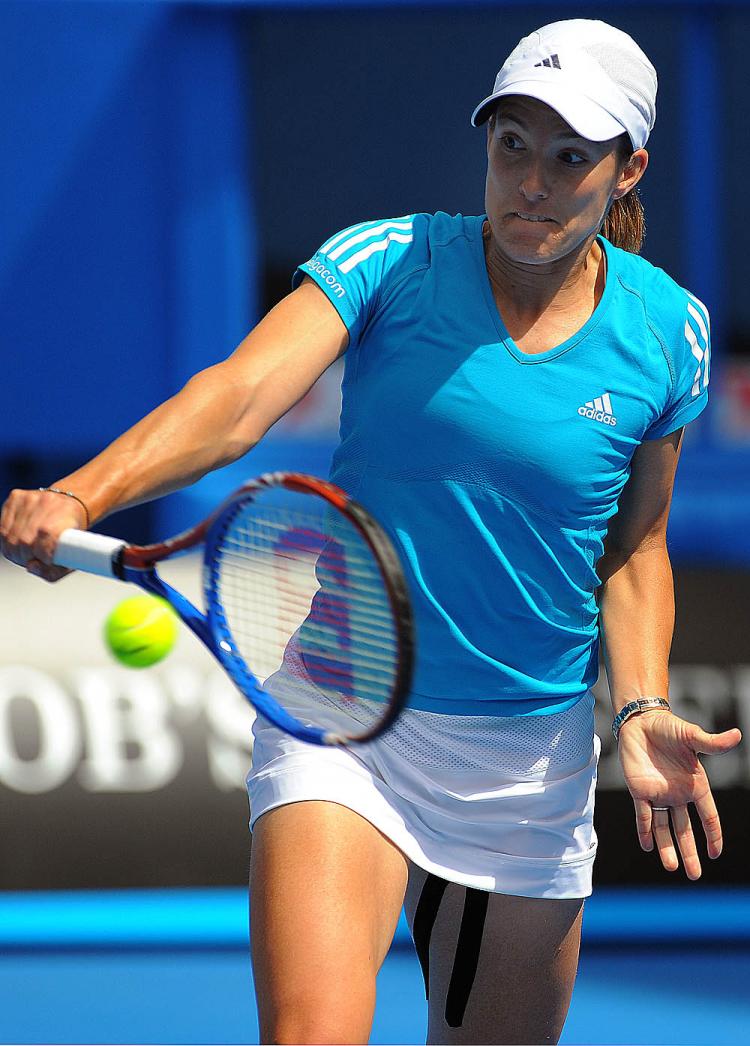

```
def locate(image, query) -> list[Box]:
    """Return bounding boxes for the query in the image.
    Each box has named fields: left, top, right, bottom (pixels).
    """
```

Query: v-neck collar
left=472, top=215, right=615, bottom=365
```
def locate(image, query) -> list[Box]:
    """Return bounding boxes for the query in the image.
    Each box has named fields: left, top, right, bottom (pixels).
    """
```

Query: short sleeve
left=643, top=291, right=711, bottom=440
left=292, top=216, right=419, bottom=347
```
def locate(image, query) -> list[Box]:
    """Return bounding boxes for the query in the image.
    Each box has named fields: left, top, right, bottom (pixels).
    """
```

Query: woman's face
left=485, top=96, right=647, bottom=266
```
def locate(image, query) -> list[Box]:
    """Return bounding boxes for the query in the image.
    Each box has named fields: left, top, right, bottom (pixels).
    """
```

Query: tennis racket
left=52, top=472, right=414, bottom=746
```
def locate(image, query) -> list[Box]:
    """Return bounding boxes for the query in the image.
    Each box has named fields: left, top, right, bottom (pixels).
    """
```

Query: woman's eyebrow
left=496, top=113, right=528, bottom=129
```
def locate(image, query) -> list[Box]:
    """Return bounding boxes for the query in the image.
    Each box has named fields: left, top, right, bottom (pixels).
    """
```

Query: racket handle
left=53, top=529, right=127, bottom=577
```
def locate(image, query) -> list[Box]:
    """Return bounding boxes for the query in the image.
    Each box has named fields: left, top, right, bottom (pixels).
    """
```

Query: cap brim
left=471, top=79, right=627, bottom=142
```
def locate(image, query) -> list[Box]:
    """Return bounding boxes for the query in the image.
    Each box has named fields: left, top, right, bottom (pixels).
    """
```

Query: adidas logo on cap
left=578, top=393, right=617, bottom=427
left=534, top=53, right=561, bottom=69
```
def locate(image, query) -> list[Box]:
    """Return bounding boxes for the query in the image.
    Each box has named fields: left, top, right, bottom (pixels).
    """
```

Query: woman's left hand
left=617, top=710, right=742, bottom=880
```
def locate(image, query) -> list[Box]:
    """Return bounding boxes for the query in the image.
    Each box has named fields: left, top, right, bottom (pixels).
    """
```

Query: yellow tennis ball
left=104, top=595, right=178, bottom=668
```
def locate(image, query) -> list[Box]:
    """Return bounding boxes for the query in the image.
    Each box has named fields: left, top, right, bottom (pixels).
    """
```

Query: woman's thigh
left=404, top=864, right=583, bottom=1046
left=249, top=799, right=409, bottom=1045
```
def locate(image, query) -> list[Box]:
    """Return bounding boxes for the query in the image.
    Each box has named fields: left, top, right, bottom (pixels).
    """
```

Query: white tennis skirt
left=246, top=678, right=600, bottom=900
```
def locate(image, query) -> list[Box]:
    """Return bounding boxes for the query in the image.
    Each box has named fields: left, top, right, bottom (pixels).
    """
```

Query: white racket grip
left=53, top=529, right=127, bottom=577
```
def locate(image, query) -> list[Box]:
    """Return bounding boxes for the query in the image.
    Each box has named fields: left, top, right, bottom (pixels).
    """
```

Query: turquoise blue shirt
left=294, top=213, right=710, bottom=716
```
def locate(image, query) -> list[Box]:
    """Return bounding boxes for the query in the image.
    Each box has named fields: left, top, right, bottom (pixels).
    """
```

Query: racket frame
left=56, top=473, right=414, bottom=746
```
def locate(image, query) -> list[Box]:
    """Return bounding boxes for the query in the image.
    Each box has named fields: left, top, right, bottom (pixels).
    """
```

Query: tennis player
left=1, top=17, right=742, bottom=1045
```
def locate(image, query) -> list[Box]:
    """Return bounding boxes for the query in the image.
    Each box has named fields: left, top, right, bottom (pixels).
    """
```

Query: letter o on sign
left=0, top=668, right=81, bottom=793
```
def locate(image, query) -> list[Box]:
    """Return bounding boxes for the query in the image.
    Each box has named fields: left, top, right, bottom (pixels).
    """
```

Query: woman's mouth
left=514, top=211, right=553, bottom=222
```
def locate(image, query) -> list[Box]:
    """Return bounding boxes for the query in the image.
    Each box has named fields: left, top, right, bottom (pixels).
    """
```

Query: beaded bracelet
left=39, top=487, right=91, bottom=529
left=612, top=697, right=671, bottom=742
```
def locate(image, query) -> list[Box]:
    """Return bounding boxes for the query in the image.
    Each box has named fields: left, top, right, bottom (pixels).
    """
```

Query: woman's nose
left=518, top=161, right=549, bottom=201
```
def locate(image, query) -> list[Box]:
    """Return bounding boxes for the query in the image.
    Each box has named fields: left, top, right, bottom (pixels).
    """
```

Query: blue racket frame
left=53, top=473, right=413, bottom=746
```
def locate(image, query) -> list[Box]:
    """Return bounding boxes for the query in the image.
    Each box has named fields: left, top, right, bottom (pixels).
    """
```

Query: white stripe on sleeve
left=329, top=218, right=413, bottom=262
left=319, top=219, right=384, bottom=257
left=338, top=232, right=414, bottom=274
left=687, top=291, right=711, bottom=333
left=685, top=320, right=706, bottom=397
left=687, top=301, right=709, bottom=347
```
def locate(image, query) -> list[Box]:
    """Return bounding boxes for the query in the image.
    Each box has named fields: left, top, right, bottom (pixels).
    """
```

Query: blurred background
left=1, top=1, right=749, bottom=1043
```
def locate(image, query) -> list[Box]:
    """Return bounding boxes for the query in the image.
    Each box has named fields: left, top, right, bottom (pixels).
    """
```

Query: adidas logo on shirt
left=578, top=393, right=617, bottom=427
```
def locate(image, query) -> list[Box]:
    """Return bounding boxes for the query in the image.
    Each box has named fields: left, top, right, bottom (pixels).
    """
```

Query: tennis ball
left=104, top=595, right=178, bottom=668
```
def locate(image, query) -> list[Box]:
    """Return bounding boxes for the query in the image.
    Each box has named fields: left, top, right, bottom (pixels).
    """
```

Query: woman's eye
left=560, top=151, right=587, bottom=165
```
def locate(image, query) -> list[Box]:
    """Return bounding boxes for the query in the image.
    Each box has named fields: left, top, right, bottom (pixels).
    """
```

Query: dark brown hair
left=601, top=134, right=645, bottom=254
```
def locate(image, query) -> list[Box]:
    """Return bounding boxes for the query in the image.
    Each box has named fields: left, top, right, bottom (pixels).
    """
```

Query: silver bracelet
left=39, top=487, right=90, bottom=529
left=612, top=697, right=671, bottom=742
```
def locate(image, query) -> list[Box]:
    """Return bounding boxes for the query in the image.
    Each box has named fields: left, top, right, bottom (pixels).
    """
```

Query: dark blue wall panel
left=1, top=2, right=256, bottom=456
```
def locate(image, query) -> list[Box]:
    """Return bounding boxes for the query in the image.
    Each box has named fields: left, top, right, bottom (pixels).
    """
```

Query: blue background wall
left=3, top=0, right=749, bottom=559
left=2, top=2, right=255, bottom=457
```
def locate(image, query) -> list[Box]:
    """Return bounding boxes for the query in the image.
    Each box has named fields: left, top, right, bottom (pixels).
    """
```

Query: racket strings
left=219, top=548, right=397, bottom=660
left=208, top=601, right=397, bottom=654
left=220, top=547, right=395, bottom=616
left=214, top=500, right=400, bottom=721
left=222, top=515, right=380, bottom=583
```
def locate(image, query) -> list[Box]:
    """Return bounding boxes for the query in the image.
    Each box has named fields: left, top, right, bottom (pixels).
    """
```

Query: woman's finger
left=694, top=788, right=723, bottom=859
left=670, top=805, right=701, bottom=880
left=633, top=797, right=654, bottom=851
left=651, top=809, right=678, bottom=872
left=688, top=725, right=742, bottom=756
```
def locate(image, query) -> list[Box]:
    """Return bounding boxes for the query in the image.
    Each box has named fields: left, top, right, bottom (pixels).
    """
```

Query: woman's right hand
left=0, top=488, right=87, bottom=582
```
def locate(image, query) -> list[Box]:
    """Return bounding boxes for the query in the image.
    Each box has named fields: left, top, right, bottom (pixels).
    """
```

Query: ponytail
left=601, top=188, right=645, bottom=254
left=601, top=135, right=646, bottom=253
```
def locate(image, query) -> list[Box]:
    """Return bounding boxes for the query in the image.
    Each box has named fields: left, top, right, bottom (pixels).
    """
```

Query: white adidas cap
left=471, top=19, right=657, bottom=150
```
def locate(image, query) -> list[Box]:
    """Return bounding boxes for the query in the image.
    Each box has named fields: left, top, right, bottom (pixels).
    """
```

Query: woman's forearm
left=52, top=362, right=259, bottom=525
left=597, top=544, right=675, bottom=713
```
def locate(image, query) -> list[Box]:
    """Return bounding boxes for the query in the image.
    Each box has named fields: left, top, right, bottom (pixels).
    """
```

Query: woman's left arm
left=597, top=428, right=742, bottom=879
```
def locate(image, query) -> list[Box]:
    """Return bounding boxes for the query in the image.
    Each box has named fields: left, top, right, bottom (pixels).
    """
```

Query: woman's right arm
left=0, top=278, right=348, bottom=579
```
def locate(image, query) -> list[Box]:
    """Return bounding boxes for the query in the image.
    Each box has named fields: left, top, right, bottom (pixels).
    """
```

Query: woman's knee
left=259, top=980, right=377, bottom=1045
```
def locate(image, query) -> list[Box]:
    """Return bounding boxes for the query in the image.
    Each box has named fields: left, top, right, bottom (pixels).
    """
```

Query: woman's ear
left=612, top=148, right=649, bottom=200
